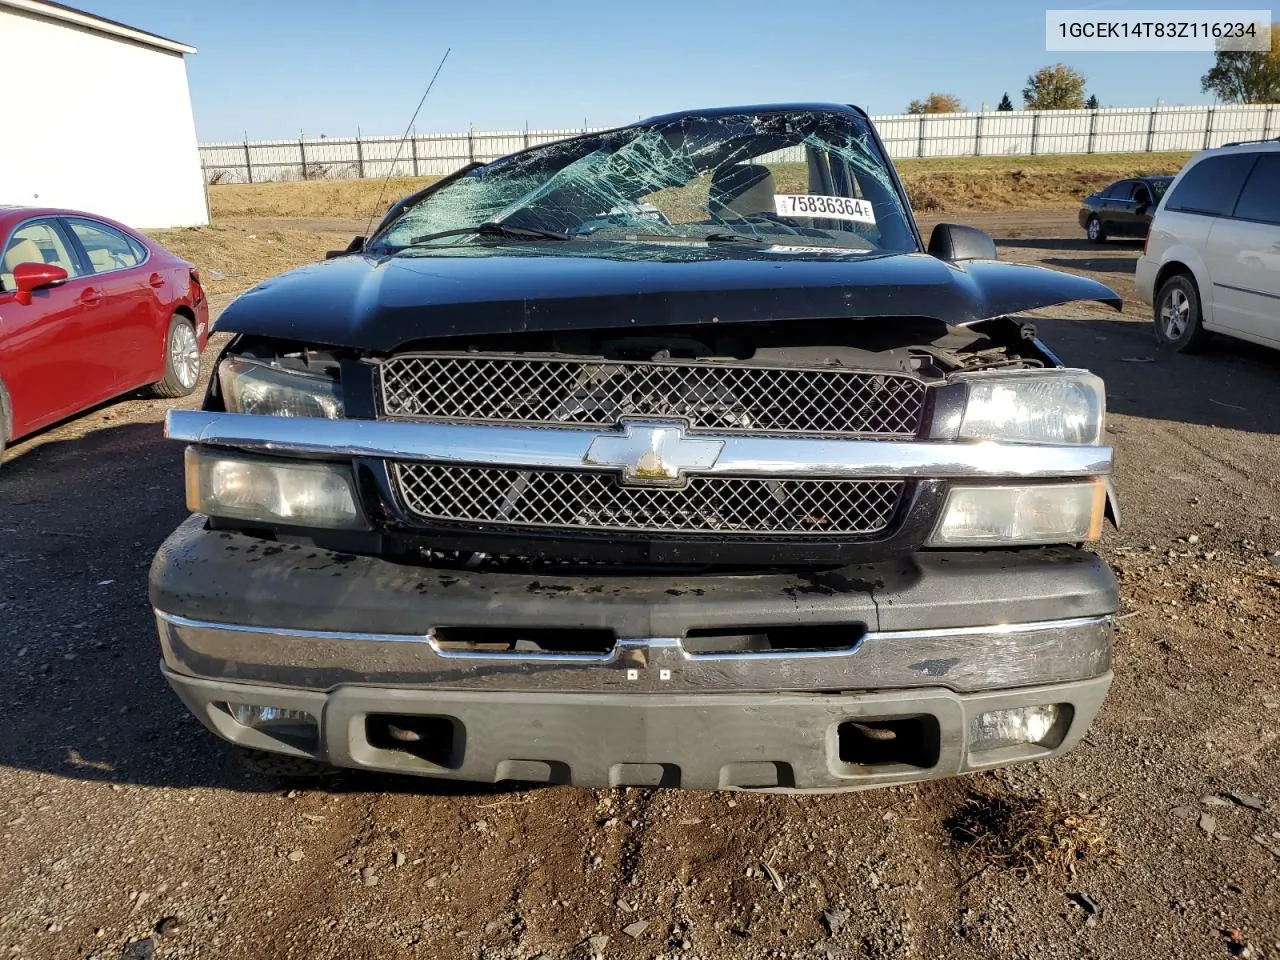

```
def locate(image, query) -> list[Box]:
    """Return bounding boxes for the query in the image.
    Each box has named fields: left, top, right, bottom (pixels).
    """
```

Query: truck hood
left=215, top=242, right=1122, bottom=351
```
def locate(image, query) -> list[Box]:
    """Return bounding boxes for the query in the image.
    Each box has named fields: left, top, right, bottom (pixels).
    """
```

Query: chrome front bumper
left=157, top=610, right=1112, bottom=695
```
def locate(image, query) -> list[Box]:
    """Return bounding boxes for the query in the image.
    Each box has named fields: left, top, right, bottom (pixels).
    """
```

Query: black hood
left=215, top=242, right=1122, bottom=352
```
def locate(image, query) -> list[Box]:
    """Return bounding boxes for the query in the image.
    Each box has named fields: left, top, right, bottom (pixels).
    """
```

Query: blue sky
left=88, top=0, right=1238, bottom=141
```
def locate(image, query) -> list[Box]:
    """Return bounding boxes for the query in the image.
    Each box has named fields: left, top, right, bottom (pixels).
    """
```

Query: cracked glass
left=373, top=109, right=918, bottom=258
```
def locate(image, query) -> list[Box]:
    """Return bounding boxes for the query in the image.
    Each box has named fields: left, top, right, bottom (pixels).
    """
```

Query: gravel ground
left=1, top=213, right=1277, bottom=960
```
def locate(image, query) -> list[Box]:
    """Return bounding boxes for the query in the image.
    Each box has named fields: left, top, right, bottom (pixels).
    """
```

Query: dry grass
left=945, top=787, right=1115, bottom=881
left=205, top=151, right=1193, bottom=224
left=144, top=223, right=354, bottom=297
left=895, top=151, right=1192, bottom=212
left=208, top=176, right=442, bottom=222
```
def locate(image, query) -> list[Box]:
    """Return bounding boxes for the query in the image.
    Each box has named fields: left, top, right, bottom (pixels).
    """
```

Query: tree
left=1200, top=22, right=1280, bottom=102
left=906, top=92, right=965, bottom=114
left=1086, top=94, right=1099, bottom=110
left=1022, top=63, right=1087, bottom=109
left=997, top=92, right=1014, bottom=111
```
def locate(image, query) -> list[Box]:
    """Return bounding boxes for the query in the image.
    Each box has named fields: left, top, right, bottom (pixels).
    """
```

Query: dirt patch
left=945, top=788, right=1114, bottom=881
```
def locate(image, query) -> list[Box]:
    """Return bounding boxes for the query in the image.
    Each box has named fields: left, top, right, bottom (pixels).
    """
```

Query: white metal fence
left=199, top=104, right=1280, bottom=184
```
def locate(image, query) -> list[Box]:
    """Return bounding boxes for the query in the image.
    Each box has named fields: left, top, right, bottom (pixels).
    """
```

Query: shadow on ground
left=997, top=236, right=1145, bottom=252
left=1034, top=315, right=1280, bottom=436
left=0, top=422, right=516, bottom=796
left=1041, top=256, right=1138, bottom=275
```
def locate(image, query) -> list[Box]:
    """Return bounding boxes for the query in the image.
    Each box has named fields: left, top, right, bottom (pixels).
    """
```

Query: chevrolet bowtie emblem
left=584, top=422, right=724, bottom=485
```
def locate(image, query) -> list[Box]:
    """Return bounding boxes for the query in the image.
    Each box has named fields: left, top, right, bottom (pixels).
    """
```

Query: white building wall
left=0, top=7, right=208, bottom=227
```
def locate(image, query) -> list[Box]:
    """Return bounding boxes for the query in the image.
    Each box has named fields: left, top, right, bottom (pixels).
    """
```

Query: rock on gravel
left=1227, top=792, right=1266, bottom=812
left=154, top=917, right=182, bottom=938
left=822, top=908, right=851, bottom=936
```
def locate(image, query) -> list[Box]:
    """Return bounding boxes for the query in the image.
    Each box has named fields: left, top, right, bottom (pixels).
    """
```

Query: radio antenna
left=364, top=46, right=452, bottom=240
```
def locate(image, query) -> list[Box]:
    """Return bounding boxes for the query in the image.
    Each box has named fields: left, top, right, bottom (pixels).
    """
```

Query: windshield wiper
left=703, top=232, right=768, bottom=244
left=408, top=222, right=571, bottom=245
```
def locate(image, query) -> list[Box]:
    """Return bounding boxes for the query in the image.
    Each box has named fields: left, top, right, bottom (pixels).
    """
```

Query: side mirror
left=12, top=262, right=68, bottom=304
left=927, top=223, right=998, bottom=262
left=325, top=235, right=365, bottom=260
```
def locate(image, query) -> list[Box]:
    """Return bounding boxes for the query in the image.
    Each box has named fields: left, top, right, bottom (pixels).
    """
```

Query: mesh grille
left=391, top=463, right=905, bottom=537
left=379, top=354, right=925, bottom=436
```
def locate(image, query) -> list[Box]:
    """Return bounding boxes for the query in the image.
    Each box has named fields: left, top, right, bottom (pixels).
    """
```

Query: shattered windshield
left=374, top=109, right=918, bottom=257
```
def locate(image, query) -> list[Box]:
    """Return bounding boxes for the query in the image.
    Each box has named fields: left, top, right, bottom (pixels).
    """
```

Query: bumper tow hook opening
left=838, top=715, right=940, bottom=770
left=365, top=714, right=460, bottom=768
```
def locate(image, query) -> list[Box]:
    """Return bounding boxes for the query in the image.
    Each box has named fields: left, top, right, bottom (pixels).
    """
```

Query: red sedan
left=0, top=207, right=208, bottom=463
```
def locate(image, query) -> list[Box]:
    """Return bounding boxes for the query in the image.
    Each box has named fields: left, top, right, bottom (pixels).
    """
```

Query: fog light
left=969, top=704, right=1064, bottom=752
left=225, top=702, right=314, bottom=730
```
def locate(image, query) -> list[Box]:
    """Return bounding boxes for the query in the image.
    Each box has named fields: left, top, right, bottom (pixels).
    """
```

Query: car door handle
left=148, top=273, right=166, bottom=288
left=79, top=288, right=102, bottom=305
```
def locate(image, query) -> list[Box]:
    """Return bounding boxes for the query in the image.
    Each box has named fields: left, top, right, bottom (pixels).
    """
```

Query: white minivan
left=1135, top=141, right=1280, bottom=352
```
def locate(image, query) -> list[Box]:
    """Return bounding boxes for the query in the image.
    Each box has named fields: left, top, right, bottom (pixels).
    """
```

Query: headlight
left=218, top=357, right=343, bottom=419
left=953, top=371, right=1104, bottom=445
left=928, top=479, right=1106, bottom=547
left=185, top=447, right=369, bottom=529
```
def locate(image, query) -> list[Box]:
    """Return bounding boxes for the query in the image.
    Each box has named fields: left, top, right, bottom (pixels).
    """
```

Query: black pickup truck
left=152, top=104, right=1120, bottom=792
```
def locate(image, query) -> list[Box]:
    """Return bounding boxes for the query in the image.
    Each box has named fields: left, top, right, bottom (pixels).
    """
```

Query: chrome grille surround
left=390, top=462, right=905, bottom=537
left=378, top=353, right=927, bottom=437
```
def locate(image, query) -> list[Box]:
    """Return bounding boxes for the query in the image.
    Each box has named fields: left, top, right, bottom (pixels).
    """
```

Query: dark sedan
left=1079, top=176, right=1174, bottom=243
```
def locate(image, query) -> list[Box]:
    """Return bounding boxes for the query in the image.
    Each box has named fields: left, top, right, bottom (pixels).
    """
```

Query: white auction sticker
left=774, top=194, right=876, bottom=224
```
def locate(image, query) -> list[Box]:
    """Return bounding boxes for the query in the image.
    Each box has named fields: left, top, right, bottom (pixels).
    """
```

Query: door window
left=1165, top=154, right=1256, bottom=217
left=1231, top=154, right=1280, bottom=226
left=0, top=221, right=80, bottom=292
left=66, top=219, right=144, bottom=274
left=1104, top=181, right=1134, bottom=200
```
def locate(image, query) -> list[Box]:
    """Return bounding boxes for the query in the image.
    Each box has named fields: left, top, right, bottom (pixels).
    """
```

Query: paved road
left=1, top=222, right=1277, bottom=960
